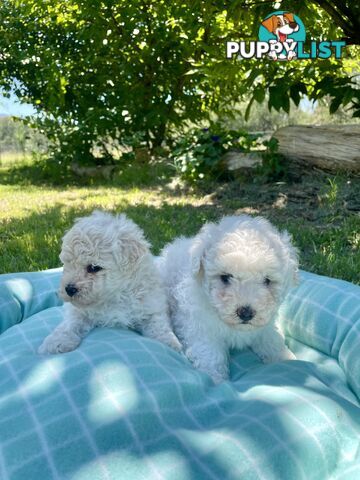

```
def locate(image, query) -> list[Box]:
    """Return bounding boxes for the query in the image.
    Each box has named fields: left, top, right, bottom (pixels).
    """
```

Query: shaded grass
left=0, top=154, right=174, bottom=188
left=0, top=156, right=359, bottom=284
left=283, top=218, right=359, bottom=284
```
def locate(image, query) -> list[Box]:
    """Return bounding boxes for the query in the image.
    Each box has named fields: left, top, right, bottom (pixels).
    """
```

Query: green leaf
left=245, top=96, right=255, bottom=121
left=289, top=85, right=301, bottom=106
left=253, top=87, right=265, bottom=104
left=283, top=94, right=290, bottom=114
left=245, top=69, right=261, bottom=88
left=297, top=83, right=307, bottom=95
left=329, top=96, right=342, bottom=114
left=269, top=87, right=284, bottom=112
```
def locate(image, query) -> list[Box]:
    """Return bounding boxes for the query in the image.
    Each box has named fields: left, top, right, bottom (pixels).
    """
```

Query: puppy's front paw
left=38, top=333, right=80, bottom=355
left=280, top=348, right=296, bottom=361
left=185, top=345, right=229, bottom=383
left=162, top=332, right=183, bottom=352
left=211, top=371, right=229, bottom=385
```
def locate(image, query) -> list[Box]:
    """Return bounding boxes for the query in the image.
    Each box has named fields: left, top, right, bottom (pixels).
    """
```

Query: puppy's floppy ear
left=112, top=215, right=151, bottom=266
left=114, top=236, right=149, bottom=265
left=280, top=231, right=299, bottom=290
left=190, top=223, right=216, bottom=277
left=261, top=15, right=278, bottom=33
left=283, top=12, right=295, bottom=23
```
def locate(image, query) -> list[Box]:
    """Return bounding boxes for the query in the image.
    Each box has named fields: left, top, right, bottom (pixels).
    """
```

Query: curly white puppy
left=38, top=210, right=181, bottom=354
left=158, top=215, right=298, bottom=383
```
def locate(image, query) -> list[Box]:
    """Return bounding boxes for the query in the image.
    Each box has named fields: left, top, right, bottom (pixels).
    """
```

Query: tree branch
left=313, top=0, right=359, bottom=43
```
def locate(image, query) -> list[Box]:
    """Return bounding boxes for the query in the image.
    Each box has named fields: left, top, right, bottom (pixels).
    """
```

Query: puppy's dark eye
left=264, top=277, right=271, bottom=286
left=87, top=264, right=103, bottom=274
left=220, top=274, right=232, bottom=285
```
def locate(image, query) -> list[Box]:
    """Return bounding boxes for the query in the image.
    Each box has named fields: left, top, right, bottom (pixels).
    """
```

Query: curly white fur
left=157, top=215, right=298, bottom=383
left=38, top=210, right=181, bottom=355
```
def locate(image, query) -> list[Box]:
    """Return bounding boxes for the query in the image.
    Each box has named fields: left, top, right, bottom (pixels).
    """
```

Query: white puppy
left=158, top=215, right=298, bottom=383
left=38, top=210, right=181, bottom=354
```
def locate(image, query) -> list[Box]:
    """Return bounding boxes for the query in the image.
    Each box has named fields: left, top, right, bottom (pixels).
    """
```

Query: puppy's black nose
left=65, top=284, right=78, bottom=297
left=237, top=305, right=255, bottom=323
left=289, top=21, right=297, bottom=29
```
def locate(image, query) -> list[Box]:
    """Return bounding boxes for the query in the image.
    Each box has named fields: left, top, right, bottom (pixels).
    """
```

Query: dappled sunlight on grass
left=0, top=152, right=32, bottom=167
left=0, top=157, right=359, bottom=283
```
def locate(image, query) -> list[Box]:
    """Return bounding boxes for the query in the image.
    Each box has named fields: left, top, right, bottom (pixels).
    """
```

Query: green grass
left=0, top=156, right=359, bottom=284
left=0, top=151, right=31, bottom=167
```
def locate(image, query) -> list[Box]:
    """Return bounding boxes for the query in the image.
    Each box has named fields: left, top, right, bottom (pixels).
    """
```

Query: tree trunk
left=273, top=124, right=360, bottom=173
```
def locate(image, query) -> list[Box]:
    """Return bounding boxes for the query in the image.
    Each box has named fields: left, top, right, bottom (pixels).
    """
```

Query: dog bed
left=0, top=268, right=359, bottom=480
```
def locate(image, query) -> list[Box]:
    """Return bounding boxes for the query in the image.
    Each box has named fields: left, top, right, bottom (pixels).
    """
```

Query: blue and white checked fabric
left=0, top=269, right=359, bottom=480
left=0, top=268, right=62, bottom=335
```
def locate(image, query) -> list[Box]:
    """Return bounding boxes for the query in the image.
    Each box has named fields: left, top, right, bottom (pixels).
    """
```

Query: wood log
left=273, top=125, right=360, bottom=173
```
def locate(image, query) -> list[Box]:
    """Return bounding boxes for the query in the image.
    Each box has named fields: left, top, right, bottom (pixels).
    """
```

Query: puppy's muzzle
left=236, top=305, right=255, bottom=323
left=65, top=284, right=79, bottom=297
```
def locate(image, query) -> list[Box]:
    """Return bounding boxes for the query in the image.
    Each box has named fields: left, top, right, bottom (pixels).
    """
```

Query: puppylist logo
left=226, top=11, right=346, bottom=61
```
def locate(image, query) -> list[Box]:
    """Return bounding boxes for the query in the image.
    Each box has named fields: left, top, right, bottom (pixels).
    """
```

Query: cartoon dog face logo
left=261, top=12, right=300, bottom=61
left=262, top=13, right=299, bottom=42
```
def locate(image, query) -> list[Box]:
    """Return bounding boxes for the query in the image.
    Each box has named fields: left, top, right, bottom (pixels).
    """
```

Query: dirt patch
left=207, top=164, right=360, bottom=228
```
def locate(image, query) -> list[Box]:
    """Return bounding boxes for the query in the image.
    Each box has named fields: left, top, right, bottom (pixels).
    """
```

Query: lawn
left=0, top=156, right=359, bottom=284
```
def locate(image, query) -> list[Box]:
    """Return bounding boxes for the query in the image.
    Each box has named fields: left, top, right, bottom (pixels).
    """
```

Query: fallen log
left=273, top=124, right=360, bottom=173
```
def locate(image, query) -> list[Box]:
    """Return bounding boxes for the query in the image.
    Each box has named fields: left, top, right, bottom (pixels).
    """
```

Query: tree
left=0, top=0, right=358, bottom=164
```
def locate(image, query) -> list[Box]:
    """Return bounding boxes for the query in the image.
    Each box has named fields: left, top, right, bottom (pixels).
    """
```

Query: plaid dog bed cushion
left=0, top=269, right=359, bottom=480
